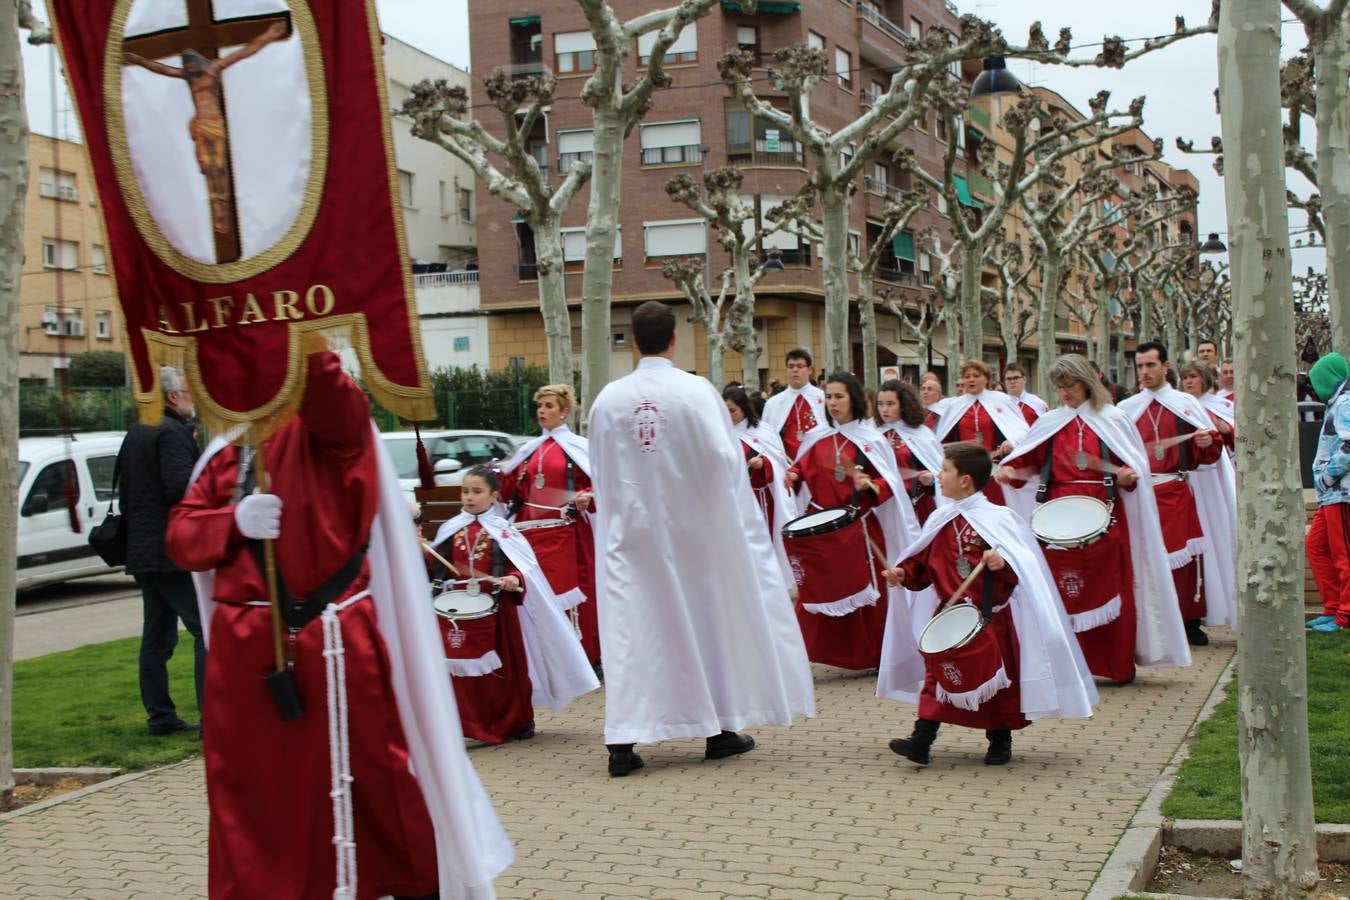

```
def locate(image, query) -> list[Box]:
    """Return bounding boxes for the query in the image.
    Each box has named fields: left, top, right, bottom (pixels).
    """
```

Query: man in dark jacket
left=119, top=366, right=205, bottom=735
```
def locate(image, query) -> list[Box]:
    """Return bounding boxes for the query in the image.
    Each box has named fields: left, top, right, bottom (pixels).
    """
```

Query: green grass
left=1162, top=633, right=1350, bottom=823
left=13, top=636, right=202, bottom=770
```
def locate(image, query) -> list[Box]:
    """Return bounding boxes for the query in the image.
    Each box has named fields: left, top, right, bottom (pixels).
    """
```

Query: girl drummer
left=785, top=372, right=915, bottom=670
left=874, top=379, right=944, bottom=525
left=724, top=384, right=796, bottom=585
left=499, top=384, right=601, bottom=665
left=930, top=360, right=1031, bottom=506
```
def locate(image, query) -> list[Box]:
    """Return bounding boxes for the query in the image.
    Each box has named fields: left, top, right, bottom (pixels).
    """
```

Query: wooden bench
left=415, top=484, right=462, bottom=542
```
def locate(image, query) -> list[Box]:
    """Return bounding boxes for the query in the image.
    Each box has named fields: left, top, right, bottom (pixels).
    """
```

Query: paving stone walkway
left=0, top=631, right=1235, bottom=899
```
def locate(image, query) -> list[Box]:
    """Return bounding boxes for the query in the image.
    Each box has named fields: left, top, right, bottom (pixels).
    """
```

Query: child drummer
left=880, top=443, right=1097, bottom=766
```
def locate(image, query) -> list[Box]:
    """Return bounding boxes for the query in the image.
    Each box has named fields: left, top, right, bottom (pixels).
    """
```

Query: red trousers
left=1306, top=504, right=1350, bottom=626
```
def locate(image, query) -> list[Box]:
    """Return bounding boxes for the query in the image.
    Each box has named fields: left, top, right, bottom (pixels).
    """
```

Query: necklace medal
left=534, top=470, right=546, bottom=490
left=834, top=464, right=847, bottom=483
left=796, top=430, right=804, bottom=441
left=973, top=430, right=983, bottom=444
left=1154, top=444, right=1165, bottom=461
left=956, top=556, right=972, bottom=579
left=1076, top=450, right=1089, bottom=470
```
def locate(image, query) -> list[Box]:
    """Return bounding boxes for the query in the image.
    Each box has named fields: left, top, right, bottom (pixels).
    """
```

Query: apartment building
left=469, top=0, right=969, bottom=386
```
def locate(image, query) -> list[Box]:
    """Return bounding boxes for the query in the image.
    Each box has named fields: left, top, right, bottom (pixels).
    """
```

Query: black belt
left=247, top=541, right=368, bottom=632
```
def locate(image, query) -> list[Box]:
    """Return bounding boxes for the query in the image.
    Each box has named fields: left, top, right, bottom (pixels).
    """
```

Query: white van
left=17, top=432, right=126, bottom=591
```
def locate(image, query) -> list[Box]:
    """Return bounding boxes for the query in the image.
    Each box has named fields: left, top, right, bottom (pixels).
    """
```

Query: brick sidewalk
left=0, top=632, right=1234, bottom=899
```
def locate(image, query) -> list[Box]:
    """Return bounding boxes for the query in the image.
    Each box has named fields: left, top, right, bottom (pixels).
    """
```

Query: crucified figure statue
left=124, top=21, right=289, bottom=236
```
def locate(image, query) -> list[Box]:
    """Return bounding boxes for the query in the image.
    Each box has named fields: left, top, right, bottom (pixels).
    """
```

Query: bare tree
left=1218, top=3, right=1320, bottom=896
left=1293, top=268, right=1331, bottom=363
left=401, top=74, right=592, bottom=389
left=574, top=0, right=721, bottom=414
left=661, top=169, right=817, bottom=390
left=981, top=230, right=1037, bottom=367
left=853, top=189, right=928, bottom=390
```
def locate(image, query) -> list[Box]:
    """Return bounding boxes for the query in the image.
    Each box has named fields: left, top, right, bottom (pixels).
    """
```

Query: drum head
left=433, top=591, right=497, bottom=620
left=516, top=518, right=569, bottom=531
left=1031, top=495, right=1110, bottom=545
left=782, top=507, right=852, bottom=537
left=919, top=604, right=983, bottom=654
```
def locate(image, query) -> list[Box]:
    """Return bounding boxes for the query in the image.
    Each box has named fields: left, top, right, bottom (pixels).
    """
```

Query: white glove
left=234, top=492, right=282, bottom=540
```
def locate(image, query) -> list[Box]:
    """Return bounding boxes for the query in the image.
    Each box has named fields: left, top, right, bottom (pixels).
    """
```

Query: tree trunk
left=958, top=245, right=983, bottom=362
left=1218, top=4, right=1320, bottom=897
left=0, top=2, right=28, bottom=810
left=1139, top=288, right=1154, bottom=345
left=1115, top=319, right=1128, bottom=387
left=1036, top=251, right=1064, bottom=397
left=819, top=188, right=851, bottom=374
left=706, top=327, right=727, bottom=391
left=727, top=251, right=761, bottom=393
left=532, top=216, right=574, bottom=387
left=1096, top=297, right=1110, bottom=368
left=858, top=275, right=878, bottom=390
left=1313, top=23, right=1350, bottom=352
left=579, top=106, right=625, bottom=417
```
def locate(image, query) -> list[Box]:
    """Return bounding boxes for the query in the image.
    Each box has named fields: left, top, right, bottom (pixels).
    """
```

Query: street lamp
left=762, top=251, right=785, bottom=271
left=970, top=56, right=1022, bottom=98
left=1199, top=232, right=1227, bottom=255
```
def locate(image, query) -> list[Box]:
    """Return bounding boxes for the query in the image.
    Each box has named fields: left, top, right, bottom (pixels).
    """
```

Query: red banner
left=49, top=0, right=434, bottom=429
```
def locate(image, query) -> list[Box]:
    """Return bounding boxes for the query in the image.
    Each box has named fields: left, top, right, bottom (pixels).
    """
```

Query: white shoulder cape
left=433, top=511, right=599, bottom=712
left=735, top=419, right=799, bottom=587
left=762, top=384, right=829, bottom=459
left=879, top=420, right=949, bottom=511
left=933, top=390, right=1031, bottom=445
left=1016, top=391, right=1050, bottom=415
left=1001, top=404, right=1191, bottom=667
left=499, top=425, right=591, bottom=478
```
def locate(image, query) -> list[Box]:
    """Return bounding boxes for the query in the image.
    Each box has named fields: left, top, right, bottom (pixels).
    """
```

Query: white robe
left=1118, top=386, right=1239, bottom=629
left=877, top=493, right=1099, bottom=720
left=734, top=418, right=798, bottom=589
left=433, top=512, right=600, bottom=712
left=933, top=389, right=1032, bottom=446
left=588, top=357, right=816, bottom=744
left=1011, top=391, right=1050, bottom=416
left=188, top=425, right=512, bottom=900
left=762, top=383, right=829, bottom=459
left=877, top=420, right=950, bottom=510
left=1001, top=404, right=1191, bottom=668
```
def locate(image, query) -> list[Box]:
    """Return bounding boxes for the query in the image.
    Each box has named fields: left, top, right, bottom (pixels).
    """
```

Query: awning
left=953, top=175, right=981, bottom=209
left=892, top=230, right=915, bottom=262
left=721, top=0, right=801, bottom=12
left=877, top=338, right=923, bottom=364
left=509, top=15, right=540, bottom=26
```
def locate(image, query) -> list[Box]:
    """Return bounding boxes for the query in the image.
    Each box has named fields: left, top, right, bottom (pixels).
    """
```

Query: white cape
left=588, top=357, right=816, bottom=744
left=1001, top=404, right=1191, bottom=668
left=734, top=419, right=798, bottom=589
left=1014, top=391, right=1050, bottom=416
left=877, top=493, right=1099, bottom=720
left=499, top=425, right=591, bottom=478
left=433, top=511, right=599, bottom=712
left=188, top=424, right=512, bottom=900
left=762, top=383, right=829, bottom=459
left=933, top=389, right=1031, bottom=446
left=1118, top=386, right=1239, bottom=629
left=878, top=420, right=950, bottom=511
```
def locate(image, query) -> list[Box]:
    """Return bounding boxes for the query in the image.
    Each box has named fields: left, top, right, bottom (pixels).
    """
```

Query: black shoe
left=705, top=731, right=756, bottom=760
left=984, top=730, right=1012, bottom=765
left=1185, top=619, right=1210, bottom=647
left=591, top=660, right=604, bottom=683
left=148, top=718, right=200, bottom=737
left=607, top=745, right=645, bottom=777
left=514, top=724, right=536, bottom=741
left=888, top=737, right=931, bottom=766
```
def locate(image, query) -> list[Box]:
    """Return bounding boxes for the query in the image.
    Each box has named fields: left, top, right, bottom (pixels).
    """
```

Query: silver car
left=380, top=429, right=520, bottom=500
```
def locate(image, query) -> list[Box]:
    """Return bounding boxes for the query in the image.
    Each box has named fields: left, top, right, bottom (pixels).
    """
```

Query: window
left=95, top=310, right=112, bottom=340
left=841, top=142, right=856, bottom=170
left=755, top=195, right=809, bottom=265
left=638, top=22, right=697, bottom=64
left=459, top=188, right=473, bottom=222
left=834, top=48, right=852, bottom=88
left=737, top=25, right=759, bottom=60
left=639, top=120, right=702, bottom=166
left=807, top=31, right=825, bottom=52
left=43, top=307, right=84, bottom=337
left=510, top=17, right=544, bottom=73
left=453, top=336, right=470, bottom=352
left=557, top=128, right=595, bottom=172
left=516, top=220, right=538, bottom=281
left=41, top=238, right=77, bottom=270
left=920, top=251, right=932, bottom=285
left=22, top=460, right=74, bottom=516
left=88, top=455, right=117, bottom=501
left=726, top=109, right=803, bottom=166
left=871, top=162, right=888, bottom=189
left=612, top=330, right=629, bottom=349
left=562, top=226, right=622, bottom=272
left=935, top=115, right=947, bottom=143
left=438, top=180, right=450, bottom=217
left=38, top=167, right=77, bottom=202
left=909, top=17, right=922, bottom=39
left=91, top=244, right=107, bottom=274
left=644, top=219, right=707, bottom=261
left=554, top=31, right=597, bottom=74
left=865, top=80, right=885, bottom=107
left=398, top=170, right=414, bottom=208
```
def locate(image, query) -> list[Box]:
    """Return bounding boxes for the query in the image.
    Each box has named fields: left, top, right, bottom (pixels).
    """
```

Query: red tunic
left=779, top=394, right=820, bottom=461
left=945, top=401, right=1008, bottom=506
left=1010, top=422, right=1137, bottom=682
left=883, top=429, right=937, bottom=525
left=431, top=521, right=533, bottom=744
left=1016, top=398, right=1040, bottom=425
left=742, top=437, right=780, bottom=536
left=787, top=435, right=892, bottom=670
left=1136, top=400, right=1221, bottom=622
left=166, top=352, right=439, bottom=900
left=501, top=438, right=600, bottom=663
left=897, top=516, right=1028, bottom=731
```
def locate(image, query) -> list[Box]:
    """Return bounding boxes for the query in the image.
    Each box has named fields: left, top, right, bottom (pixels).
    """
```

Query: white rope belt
left=1151, top=472, right=1188, bottom=485
left=321, top=590, right=371, bottom=900
left=524, top=501, right=569, bottom=513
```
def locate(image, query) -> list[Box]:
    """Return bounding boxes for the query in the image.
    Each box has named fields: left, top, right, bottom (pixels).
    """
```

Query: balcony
left=414, top=270, right=479, bottom=288
left=558, top=150, right=593, bottom=173
left=863, top=175, right=906, bottom=201
left=506, top=61, right=546, bottom=80
left=727, top=139, right=805, bottom=168
left=857, top=1, right=913, bottom=72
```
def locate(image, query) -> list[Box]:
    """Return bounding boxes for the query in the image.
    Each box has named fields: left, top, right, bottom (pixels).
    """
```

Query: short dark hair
left=721, top=384, right=760, bottom=427
left=463, top=464, right=501, bottom=492
left=1197, top=339, right=1217, bottom=351
left=876, top=379, right=925, bottom=428
left=823, top=371, right=867, bottom=424
left=633, top=301, right=676, bottom=354
left=1003, top=363, right=1026, bottom=378
left=786, top=347, right=813, bottom=367
left=1136, top=341, right=1169, bottom=363
left=944, top=442, right=992, bottom=490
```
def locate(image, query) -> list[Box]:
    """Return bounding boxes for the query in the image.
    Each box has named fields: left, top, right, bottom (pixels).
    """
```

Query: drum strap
left=979, top=568, right=996, bottom=622
left=1034, top=430, right=1116, bottom=503
left=1176, top=419, right=1194, bottom=473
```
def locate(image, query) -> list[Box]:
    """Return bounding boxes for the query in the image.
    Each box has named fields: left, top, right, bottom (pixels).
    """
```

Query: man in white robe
left=588, top=302, right=816, bottom=777
left=761, top=347, right=828, bottom=461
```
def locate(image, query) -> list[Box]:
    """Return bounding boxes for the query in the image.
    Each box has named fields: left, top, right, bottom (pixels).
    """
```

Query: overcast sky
left=20, top=0, right=1321, bottom=269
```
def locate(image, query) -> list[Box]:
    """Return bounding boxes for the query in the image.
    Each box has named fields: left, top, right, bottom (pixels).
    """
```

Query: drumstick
left=1144, top=430, right=1216, bottom=457
left=421, top=540, right=461, bottom=576
left=940, top=559, right=988, bottom=612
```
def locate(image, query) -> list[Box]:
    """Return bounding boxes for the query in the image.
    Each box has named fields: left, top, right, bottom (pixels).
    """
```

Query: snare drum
left=918, top=603, right=1008, bottom=709
left=432, top=589, right=499, bottom=621
left=515, top=517, right=583, bottom=605
left=1030, top=495, right=1111, bottom=549
left=781, top=507, right=878, bottom=611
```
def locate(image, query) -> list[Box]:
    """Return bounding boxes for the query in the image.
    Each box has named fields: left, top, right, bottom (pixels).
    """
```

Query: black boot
left=984, top=729, right=1012, bottom=765
left=1185, top=619, right=1210, bottom=647
left=606, top=743, right=645, bottom=777
left=705, top=730, right=756, bottom=759
left=514, top=722, right=536, bottom=741
left=889, top=718, right=939, bottom=766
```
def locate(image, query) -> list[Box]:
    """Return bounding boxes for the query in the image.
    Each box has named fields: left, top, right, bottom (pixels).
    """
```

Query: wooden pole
left=252, top=443, right=286, bottom=673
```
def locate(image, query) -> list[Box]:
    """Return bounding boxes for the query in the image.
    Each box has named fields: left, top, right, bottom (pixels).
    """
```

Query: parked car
left=17, top=432, right=126, bottom=590
left=381, top=429, right=519, bottom=501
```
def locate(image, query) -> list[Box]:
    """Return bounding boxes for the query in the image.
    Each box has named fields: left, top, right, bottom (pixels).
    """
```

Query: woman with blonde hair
left=996, top=355, right=1191, bottom=683
left=499, top=383, right=601, bottom=664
